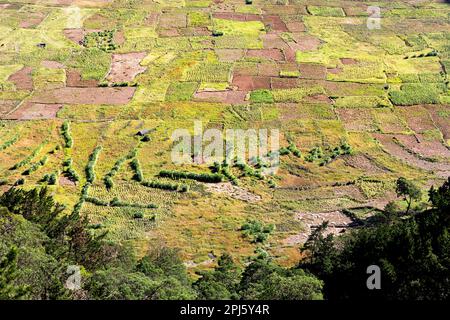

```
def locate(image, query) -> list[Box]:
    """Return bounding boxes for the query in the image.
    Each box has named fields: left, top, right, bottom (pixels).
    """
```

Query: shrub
left=130, top=158, right=144, bottom=182
left=159, top=170, right=224, bottom=183
left=85, top=146, right=102, bottom=183
left=61, top=120, right=73, bottom=148
left=0, top=135, right=19, bottom=151
left=241, top=220, right=275, bottom=243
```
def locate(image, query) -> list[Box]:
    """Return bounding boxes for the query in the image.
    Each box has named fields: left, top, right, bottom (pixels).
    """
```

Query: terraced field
left=0, top=0, right=449, bottom=269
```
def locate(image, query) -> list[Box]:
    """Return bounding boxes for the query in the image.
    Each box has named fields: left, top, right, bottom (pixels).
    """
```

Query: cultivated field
left=0, top=0, right=449, bottom=269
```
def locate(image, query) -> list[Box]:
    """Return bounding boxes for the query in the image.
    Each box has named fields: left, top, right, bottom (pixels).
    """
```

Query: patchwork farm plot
left=0, top=0, right=449, bottom=268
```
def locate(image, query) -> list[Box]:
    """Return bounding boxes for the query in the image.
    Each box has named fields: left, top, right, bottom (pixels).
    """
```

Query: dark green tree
left=396, top=177, right=422, bottom=214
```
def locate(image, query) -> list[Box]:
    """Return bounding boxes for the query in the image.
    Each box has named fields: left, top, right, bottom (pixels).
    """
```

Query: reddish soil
left=372, top=133, right=450, bottom=177
left=158, top=28, right=180, bottom=37
left=8, top=66, right=33, bottom=90
left=262, top=5, right=307, bottom=15
left=270, top=77, right=299, bottom=89
left=19, top=12, right=46, bottom=28
left=212, top=13, right=261, bottom=21
left=233, top=63, right=258, bottom=76
left=288, top=34, right=321, bottom=51
left=261, top=34, right=288, bottom=50
left=0, top=100, right=20, bottom=117
left=41, top=60, right=65, bottom=69
left=394, top=134, right=450, bottom=159
left=59, top=176, right=76, bottom=187
left=340, top=58, right=358, bottom=65
left=327, top=67, right=342, bottom=74
left=304, top=94, right=333, bottom=104
left=144, top=13, right=160, bottom=27
left=246, top=48, right=285, bottom=61
left=344, top=154, right=388, bottom=174
left=179, top=27, right=210, bottom=37
left=193, top=90, right=248, bottom=104
left=262, top=15, right=288, bottom=32
left=5, top=102, right=62, bottom=120
left=397, top=106, right=436, bottom=133
left=284, top=210, right=353, bottom=245
left=215, top=49, right=245, bottom=62
left=66, top=69, right=98, bottom=87
left=257, top=63, right=280, bottom=77
left=106, top=52, right=147, bottom=83
left=30, top=87, right=136, bottom=105
left=63, top=28, right=85, bottom=44
left=342, top=6, right=368, bottom=17
left=423, top=105, right=450, bottom=141
left=298, top=63, right=327, bottom=80
left=231, top=75, right=271, bottom=91
left=286, top=21, right=305, bottom=32
left=336, top=108, right=377, bottom=132
left=159, top=13, right=187, bottom=29
left=277, top=103, right=298, bottom=121
left=114, top=30, right=125, bottom=45
left=283, top=47, right=297, bottom=63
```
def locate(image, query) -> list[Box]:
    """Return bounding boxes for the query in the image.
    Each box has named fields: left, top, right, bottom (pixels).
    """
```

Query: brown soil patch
left=144, top=13, right=159, bottom=27
left=106, top=52, right=147, bottom=83
left=372, top=133, right=450, bottom=177
left=261, top=33, right=288, bottom=50
left=304, top=94, right=333, bottom=104
left=262, top=15, right=288, bottom=32
left=41, top=60, right=65, bottom=69
left=394, top=134, right=450, bottom=159
left=114, top=30, right=125, bottom=45
left=4, top=102, right=62, bottom=120
left=159, top=13, right=187, bottom=29
left=286, top=21, right=305, bottom=32
left=8, top=66, right=33, bottom=90
left=19, top=12, right=46, bottom=28
left=397, top=105, right=436, bottom=133
left=277, top=103, right=298, bottom=121
left=258, top=63, right=280, bottom=77
left=204, top=182, right=261, bottom=202
left=336, top=108, right=377, bottom=132
left=298, top=63, right=327, bottom=80
left=63, top=28, right=85, bottom=44
left=284, top=210, right=353, bottom=245
left=423, top=105, right=450, bottom=141
left=246, top=48, right=285, bottom=61
left=0, top=100, right=20, bottom=117
left=59, top=176, right=76, bottom=187
left=215, top=49, right=245, bottom=62
left=340, top=58, right=358, bottom=65
left=288, top=34, right=321, bottom=52
left=271, top=77, right=299, bottom=89
left=179, top=27, right=210, bottom=37
left=158, top=28, right=180, bottom=37
left=263, top=5, right=306, bottom=15
left=66, top=69, right=98, bottom=87
left=327, top=67, right=342, bottom=74
left=232, top=75, right=271, bottom=91
left=193, top=90, right=248, bottom=104
left=30, top=87, right=136, bottom=105
left=233, top=63, right=258, bottom=76
left=344, top=154, right=388, bottom=174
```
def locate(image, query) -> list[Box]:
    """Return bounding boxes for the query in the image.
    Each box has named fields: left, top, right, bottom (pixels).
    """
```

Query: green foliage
left=41, top=172, right=57, bottom=185
left=389, top=83, right=444, bottom=105
left=241, top=220, right=275, bottom=243
left=141, top=180, right=189, bottom=192
left=130, top=158, right=144, bottom=182
left=82, top=30, right=117, bottom=52
left=0, top=247, right=28, bottom=299
left=0, top=135, right=19, bottom=151
left=396, top=177, right=422, bottom=214
left=250, top=89, right=274, bottom=103
left=85, top=146, right=102, bottom=184
left=22, top=156, right=48, bottom=175
left=61, top=121, right=73, bottom=148
left=10, top=143, right=44, bottom=170
left=159, top=170, right=224, bottom=183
